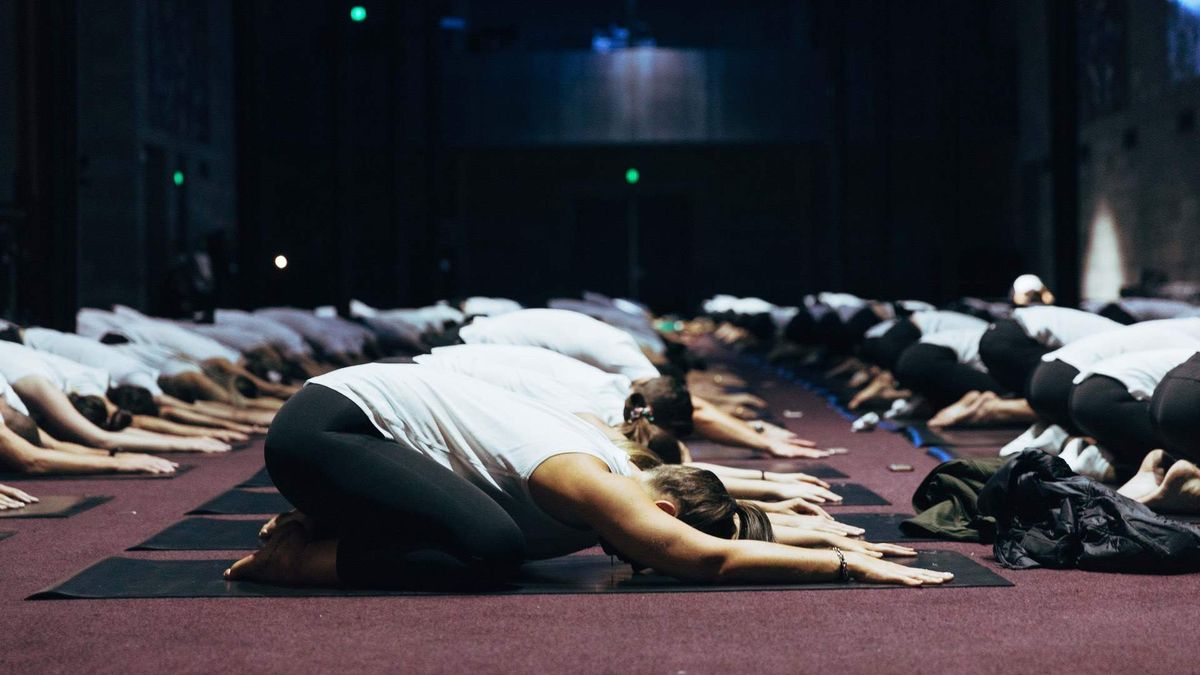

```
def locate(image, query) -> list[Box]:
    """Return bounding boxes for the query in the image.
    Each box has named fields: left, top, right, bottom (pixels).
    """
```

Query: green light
left=625, top=167, right=640, bottom=185
left=349, top=6, right=366, bottom=21
left=172, top=170, right=185, bottom=186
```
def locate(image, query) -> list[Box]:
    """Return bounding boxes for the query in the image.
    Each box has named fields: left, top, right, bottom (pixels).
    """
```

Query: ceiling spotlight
left=274, top=255, right=288, bottom=270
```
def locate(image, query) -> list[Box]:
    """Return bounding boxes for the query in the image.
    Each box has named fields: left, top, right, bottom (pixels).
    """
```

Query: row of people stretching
left=2, top=295, right=955, bottom=588
left=699, top=283, right=1200, bottom=515
left=226, top=297, right=958, bottom=588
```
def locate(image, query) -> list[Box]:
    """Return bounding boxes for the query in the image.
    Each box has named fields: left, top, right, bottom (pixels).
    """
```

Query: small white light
left=274, top=255, right=288, bottom=270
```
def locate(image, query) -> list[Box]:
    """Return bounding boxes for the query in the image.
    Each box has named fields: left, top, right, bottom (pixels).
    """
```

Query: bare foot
left=928, top=391, right=987, bottom=428
left=226, top=521, right=312, bottom=584
left=1117, top=450, right=1169, bottom=501
left=826, top=358, right=866, bottom=379
left=958, top=396, right=1037, bottom=427
left=260, top=509, right=311, bottom=540
left=848, top=372, right=897, bottom=410
left=1139, top=459, right=1200, bottom=514
left=847, top=366, right=878, bottom=390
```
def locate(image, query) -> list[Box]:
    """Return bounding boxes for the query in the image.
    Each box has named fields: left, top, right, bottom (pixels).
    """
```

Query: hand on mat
left=0, top=483, right=37, bottom=510
left=759, top=496, right=832, bottom=519
left=115, top=453, right=178, bottom=474
left=772, top=482, right=843, bottom=505
left=820, top=534, right=917, bottom=558
left=204, top=429, right=251, bottom=444
left=846, top=552, right=953, bottom=586
left=763, top=439, right=835, bottom=459
left=171, top=437, right=233, bottom=454
left=768, top=513, right=864, bottom=536
left=764, top=471, right=830, bottom=489
left=760, top=422, right=817, bottom=449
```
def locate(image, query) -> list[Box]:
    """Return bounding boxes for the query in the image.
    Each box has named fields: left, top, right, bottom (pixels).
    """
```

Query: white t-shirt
left=1112, top=298, right=1200, bottom=322
left=426, top=345, right=632, bottom=411
left=459, top=309, right=660, bottom=381
left=1043, top=319, right=1200, bottom=372
left=214, top=309, right=312, bottom=356
left=181, top=322, right=273, bottom=353
left=308, top=364, right=635, bottom=558
left=547, top=299, right=665, bottom=356
left=114, top=344, right=202, bottom=376
left=255, top=308, right=368, bottom=356
left=0, top=341, right=109, bottom=396
left=1078, top=348, right=1200, bottom=400
left=920, top=327, right=989, bottom=372
left=910, top=311, right=988, bottom=335
left=22, top=327, right=163, bottom=396
left=0, top=373, right=28, bottom=415
left=1012, top=306, right=1120, bottom=350
left=461, top=297, right=522, bottom=317
left=864, top=319, right=897, bottom=339
left=78, top=308, right=241, bottom=362
left=817, top=293, right=868, bottom=323
left=415, top=353, right=622, bottom=425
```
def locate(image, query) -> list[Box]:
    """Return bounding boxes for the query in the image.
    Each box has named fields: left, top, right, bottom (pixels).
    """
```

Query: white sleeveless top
left=1077, top=348, right=1200, bottom=401
left=459, top=309, right=660, bottom=381
left=1012, top=306, right=1120, bottom=349
left=414, top=353, right=622, bottom=425
left=920, top=326, right=989, bottom=372
left=1043, top=319, right=1200, bottom=372
left=0, top=340, right=109, bottom=396
left=910, top=311, right=988, bottom=335
left=308, top=364, right=636, bottom=559
left=23, top=327, right=163, bottom=396
left=425, top=344, right=631, bottom=416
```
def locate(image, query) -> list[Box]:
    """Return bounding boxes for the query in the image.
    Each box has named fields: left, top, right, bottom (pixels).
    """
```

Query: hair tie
left=629, top=405, right=655, bottom=423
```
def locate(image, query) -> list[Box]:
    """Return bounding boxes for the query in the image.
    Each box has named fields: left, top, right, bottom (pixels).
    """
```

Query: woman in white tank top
left=227, top=364, right=951, bottom=590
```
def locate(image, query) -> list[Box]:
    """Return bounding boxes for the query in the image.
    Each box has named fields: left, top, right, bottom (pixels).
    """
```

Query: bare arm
left=0, top=423, right=178, bottom=475
left=688, top=461, right=830, bottom=488
left=691, top=396, right=827, bottom=459
left=131, top=415, right=248, bottom=442
left=529, top=454, right=952, bottom=586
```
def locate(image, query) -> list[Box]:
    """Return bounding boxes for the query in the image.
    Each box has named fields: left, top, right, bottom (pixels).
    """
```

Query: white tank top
left=1077, top=348, right=1199, bottom=401
left=920, top=327, right=989, bottom=372
left=459, top=309, right=660, bottom=381
left=1044, top=319, right=1200, bottom=372
left=79, top=308, right=241, bottom=362
left=23, top=327, right=163, bottom=396
left=426, top=344, right=631, bottom=416
left=0, top=373, right=28, bottom=415
left=1012, top=306, right=1120, bottom=349
left=415, top=354, right=622, bottom=425
left=0, top=340, right=109, bottom=396
left=308, top=364, right=636, bottom=559
left=910, top=311, right=988, bottom=335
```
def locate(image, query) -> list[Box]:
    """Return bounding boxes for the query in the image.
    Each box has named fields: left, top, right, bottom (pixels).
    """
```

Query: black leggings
left=1068, top=376, right=1156, bottom=478
left=861, top=319, right=921, bottom=371
left=894, top=343, right=1008, bottom=410
left=1150, top=352, right=1200, bottom=464
left=265, top=384, right=525, bottom=589
left=978, top=319, right=1052, bottom=396
left=1026, top=359, right=1083, bottom=434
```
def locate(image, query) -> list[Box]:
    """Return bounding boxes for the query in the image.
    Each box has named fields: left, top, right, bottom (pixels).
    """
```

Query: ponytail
left=734, top=501, right=775, bottom=542
left=619, top=394, right=684, bottom=464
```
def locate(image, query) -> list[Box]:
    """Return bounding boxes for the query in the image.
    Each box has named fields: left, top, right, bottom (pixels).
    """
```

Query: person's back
left=414, top=352, right=620, bottom=424
left=307, top=364, right=634, bottom=557
left=23, top=327, right=162, bottom=395
left=426, top=344, right=632, bottom=405
left=458, top=308, right=660, bottom=380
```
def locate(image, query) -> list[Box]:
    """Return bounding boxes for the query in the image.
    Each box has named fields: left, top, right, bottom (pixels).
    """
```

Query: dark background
left=0, top=0, right=1193, bottom=329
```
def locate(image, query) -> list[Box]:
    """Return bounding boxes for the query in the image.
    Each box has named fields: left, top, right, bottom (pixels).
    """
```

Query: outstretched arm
left=530, top=454, right=952, bottom=586
left=0, top=423, right=177, bottom=475
left=691, top=396, right=827, bottom=459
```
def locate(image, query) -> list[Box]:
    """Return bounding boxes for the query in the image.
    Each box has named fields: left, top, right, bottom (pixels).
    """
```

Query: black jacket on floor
left=978, top=450, right=1200, bottom=574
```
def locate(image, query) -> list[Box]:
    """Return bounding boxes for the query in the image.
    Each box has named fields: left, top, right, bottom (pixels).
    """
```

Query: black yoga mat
left=904, top=423, right=1023, bottom=449
left=715, top=460, right=848, bottom=479
left=0, top=495, right=112, bottom=519
left=188, top=490, right=292, bottom=515
left=825, top=483, right=890, bottom=507
left=237, top=467, right=273, bottom=488
left=0, top=465, right=193, bottom=482
left=130, top=517, right=264, bottom=551
left=31, top=550, right=1010, bottom=599
left=686, top=441, right=763, bottom=461
left=836, top=513, right=939, bottom=543
left=0, top=531, right=12, bottom=542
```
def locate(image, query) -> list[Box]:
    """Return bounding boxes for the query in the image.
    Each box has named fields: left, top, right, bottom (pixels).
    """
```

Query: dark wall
left=437, top=0, right=1023, bottom=311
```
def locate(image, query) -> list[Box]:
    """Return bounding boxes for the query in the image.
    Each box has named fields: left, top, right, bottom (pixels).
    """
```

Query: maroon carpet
left=3, top=347, right=1200, bottom=673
